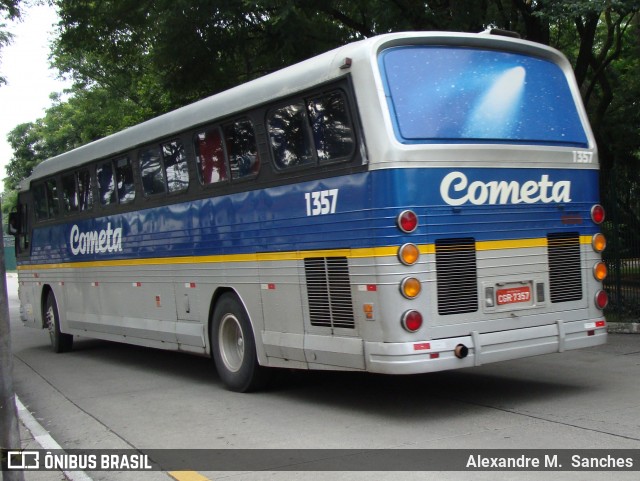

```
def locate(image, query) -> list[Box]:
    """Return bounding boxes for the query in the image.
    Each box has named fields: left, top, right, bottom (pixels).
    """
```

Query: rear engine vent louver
left=547, top=232, right=583, bottom=303
left=304, top=257, right=355, bottom=329
left=435, top=238, right=478, bottom=315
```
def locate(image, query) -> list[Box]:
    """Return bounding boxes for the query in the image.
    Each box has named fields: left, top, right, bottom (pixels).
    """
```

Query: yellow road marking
left=169, top=471, right=213, bottom=481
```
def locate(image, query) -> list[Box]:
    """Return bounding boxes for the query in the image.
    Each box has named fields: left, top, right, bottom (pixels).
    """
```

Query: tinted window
left=45, top=179, right=59, bottom=218
left=224, top=120, right=260, bottom=179
left=98, top=157, right=135, bottom=205
left=33, top=183, right=48, bottom=221
left=97, top=161, right=116, bottom=205
left=62, top=173, right=77, bottom=212
left=141, top=140, right=189, bottom=195
left=77, top=169, right=93, bottom=211
left=307, top=91, right=354, bottom=162
left=268, top=102, right=314, bottom=169
left=268, top=90, right=355, bottom=170
left=17, top=199, right=30, bottom=253
left=34, top=179, right=60, bottom=221
left=163, top=140, right=189, bottom=193
left=379, top=46, right=588, bottom=147
left=195, top=127, right=228, bottom=185
left=115, top=157, right=135, bottom=204
left=140, top=147, right=166, bottom=196
left=62, top=169, right=93, bottom=212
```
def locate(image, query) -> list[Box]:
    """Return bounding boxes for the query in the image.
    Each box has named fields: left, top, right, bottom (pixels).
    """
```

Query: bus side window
left=307, top=90, right=355, bottom=163
left=19, top=202, right=30, bottom=253
left=13, top=198, right=30, bottom=254
left=62, top=173, right=78, bottom=212
left=267, top=102, right=314, bottom=169
left=162, top=140, right=189, bottom=193
left=195, top=127, right=228, bottom=185
left=115, top=157, right=135, bottom=204
left=77, top=169, right=94, bottom=211
left=224, top=120, right=260, bottom=179
left=140, top=147, right=166, bottom=196
left=33, top=183, right=48, bottom=221
left=34, top=179, right=60, bottom=221
left=64, top=169, right=94, bottom=212
left=45, top=178, right=60, bottom=218
left=97, top=161, right=116, bottom=205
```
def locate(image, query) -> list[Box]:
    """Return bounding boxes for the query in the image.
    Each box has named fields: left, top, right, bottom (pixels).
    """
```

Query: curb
left=607, top=322, right=640, bottom=334
left=16, top=395, right=93, bottom=481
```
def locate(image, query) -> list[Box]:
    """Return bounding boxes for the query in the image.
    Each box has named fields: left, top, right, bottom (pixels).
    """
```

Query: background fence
left=601, top=167, right=640, bottom=323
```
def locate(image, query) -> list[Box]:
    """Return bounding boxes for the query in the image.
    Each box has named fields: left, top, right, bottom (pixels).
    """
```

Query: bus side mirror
left=7, top=212, right=19, bottom=236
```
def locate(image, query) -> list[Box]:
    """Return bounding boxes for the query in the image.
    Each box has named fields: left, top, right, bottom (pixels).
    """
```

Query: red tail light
left=595, top=290, right=608, bottom=310
left=401, top=310, right=423, bottom=332
left=397, top=210, right=418, bottom=233
left=591, top=204, right=605, bottom=224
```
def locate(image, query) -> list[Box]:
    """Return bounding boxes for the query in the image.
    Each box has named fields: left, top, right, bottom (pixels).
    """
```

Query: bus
left=9, top=31, right=608, bottom=392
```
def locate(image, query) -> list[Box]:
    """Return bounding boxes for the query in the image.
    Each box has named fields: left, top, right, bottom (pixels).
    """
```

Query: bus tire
left=44, top=291, right=73, bottom=353
left=211, top=293, right=270, bottom=392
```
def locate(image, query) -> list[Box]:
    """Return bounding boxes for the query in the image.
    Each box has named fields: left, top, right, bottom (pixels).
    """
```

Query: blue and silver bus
left=10, top=31, right=608, bottom=391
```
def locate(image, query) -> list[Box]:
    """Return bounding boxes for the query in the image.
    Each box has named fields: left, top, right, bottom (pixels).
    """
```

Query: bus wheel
left=211, top=293, right=269, bottom=392
left=44, top=291, right=73, bottom=353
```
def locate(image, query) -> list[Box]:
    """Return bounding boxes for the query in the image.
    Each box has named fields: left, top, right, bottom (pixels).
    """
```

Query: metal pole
left=0, top=203, right=24, bottom=481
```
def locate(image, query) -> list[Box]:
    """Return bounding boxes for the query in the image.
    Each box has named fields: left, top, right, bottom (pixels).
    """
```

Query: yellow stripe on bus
left=17, top=236, right=594, bottom=271
left=475, top=238, right=547, bottom=251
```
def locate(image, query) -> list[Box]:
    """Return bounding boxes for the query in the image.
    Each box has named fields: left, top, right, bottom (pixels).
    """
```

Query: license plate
left=496, top=286, right=531, bottom=305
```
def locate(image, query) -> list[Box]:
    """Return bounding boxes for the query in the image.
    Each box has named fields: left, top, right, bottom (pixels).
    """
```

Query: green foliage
left=0, top=0, right=21, bottom=85
left=52, top=0, right=366, bottom=109
left=3, top=85, right=151, bottom=197
left=0, top=0, right=19, bottom=19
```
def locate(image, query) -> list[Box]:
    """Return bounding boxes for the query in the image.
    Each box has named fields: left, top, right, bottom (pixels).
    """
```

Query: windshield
left=379, top=46, right=588, bottom=147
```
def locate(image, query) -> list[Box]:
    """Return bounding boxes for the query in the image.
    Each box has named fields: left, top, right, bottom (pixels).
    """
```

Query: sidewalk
left=15, top=395, right=90, bottom=481
left=18, top=419, right=67, bottom=481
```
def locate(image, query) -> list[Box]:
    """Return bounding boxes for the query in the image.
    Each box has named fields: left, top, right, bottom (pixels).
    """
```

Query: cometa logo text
left=440, top=171, right=572, bottom=206
left=69, top=223, right=123, bottom=255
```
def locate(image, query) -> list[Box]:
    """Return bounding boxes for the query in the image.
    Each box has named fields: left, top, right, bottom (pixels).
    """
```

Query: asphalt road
left=5, top=273, right=640, bottom=481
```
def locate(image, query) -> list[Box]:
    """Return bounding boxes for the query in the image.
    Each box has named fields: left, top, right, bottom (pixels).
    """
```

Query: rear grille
left=547, top=232, right=583, bottom=303
left=435, top=238, right=478, bottom=315
left=304, top=257, right=355, bottom=329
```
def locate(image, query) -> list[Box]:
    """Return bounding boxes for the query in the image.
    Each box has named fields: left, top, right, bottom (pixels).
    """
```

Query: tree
left=537, top=1, right=640, bottom=162
left=3, top=85, right=152, bottom=196
left=4, top=0, right=640, bottom=205
left=0, top=0, right=21, bottom=85
left=51, top=0, right=363, bottom=111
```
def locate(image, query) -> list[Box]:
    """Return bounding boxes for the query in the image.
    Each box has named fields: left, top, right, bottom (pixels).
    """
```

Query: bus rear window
left=379, top=46, right=588, bottom=147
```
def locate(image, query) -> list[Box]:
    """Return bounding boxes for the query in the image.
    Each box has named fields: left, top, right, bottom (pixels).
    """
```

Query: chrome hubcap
left=45, top=305, right=55, bottom=343
left=219, top=314, right=244, bottom=372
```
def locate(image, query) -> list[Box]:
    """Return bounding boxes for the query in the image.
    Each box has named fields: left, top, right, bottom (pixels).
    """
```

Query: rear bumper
left=365, top=318, right=607, bottom=375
